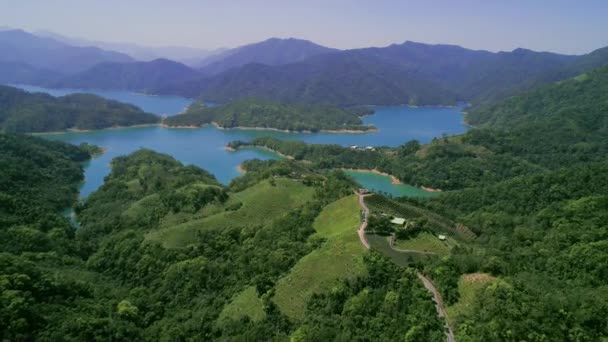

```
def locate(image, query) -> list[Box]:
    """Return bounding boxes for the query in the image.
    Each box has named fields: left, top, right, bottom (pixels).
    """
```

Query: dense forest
left=3, top=34, right=608, bottom=341
left=231, top=66, right=608, bottom=191
left=0, top=85, right=159, bottom=133
left=228, top=66, right=608, bottom=340
left=1, top=135, right=445, bottom=340
left=163, top=98, right=375, bottom=132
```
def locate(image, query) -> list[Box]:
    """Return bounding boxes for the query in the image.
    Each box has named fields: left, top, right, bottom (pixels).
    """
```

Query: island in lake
left=162, top=98, right=377, bottom=133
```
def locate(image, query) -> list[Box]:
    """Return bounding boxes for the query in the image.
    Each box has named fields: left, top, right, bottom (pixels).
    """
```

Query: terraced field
left=272, top=195, right=367, bottom=320
left=393, top=232, right=456, bottom=256
left=367, top=234, right=437, bottom=266
left=146, top=178, right=315, bottom=248
left=365, top=194, right=476, bottom=241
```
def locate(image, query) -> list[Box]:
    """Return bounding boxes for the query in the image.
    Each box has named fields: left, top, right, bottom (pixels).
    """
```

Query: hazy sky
left=2, top=0, right=607, bottom=54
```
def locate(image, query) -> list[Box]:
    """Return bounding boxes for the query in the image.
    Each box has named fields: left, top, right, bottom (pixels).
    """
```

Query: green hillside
left=163, top=98, right=375, bottom=132
left=0, top=85, right=159, bottom=133
left=146, top=177, right=315, bottom=248
left=273, top=195, right=367, bottom=320
left=467, top=65, right=608, bottom=128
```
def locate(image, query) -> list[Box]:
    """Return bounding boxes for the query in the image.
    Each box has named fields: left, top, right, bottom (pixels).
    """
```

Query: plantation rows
left=365, top=194, right=476, bottom=241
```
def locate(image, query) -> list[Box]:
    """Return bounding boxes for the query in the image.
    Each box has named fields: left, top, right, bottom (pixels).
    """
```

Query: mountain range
left=197, top=37, right=338, bottom=75
left=2, top=28, right=608, bottom=107
left=50, top=58, right=199, bottom=93
left=0, top=29, right=133, bottom=75
left=33, top=29, right=221, bottom=65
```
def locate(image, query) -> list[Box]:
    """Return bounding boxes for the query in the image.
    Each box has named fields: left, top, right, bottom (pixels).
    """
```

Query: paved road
left=418, top=273, right=456, bottom=342
left=354, top=193, right=455, bottom=342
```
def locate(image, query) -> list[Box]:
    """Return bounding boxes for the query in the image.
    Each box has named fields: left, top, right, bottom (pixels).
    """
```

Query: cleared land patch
left=218, top=286, right=266, bottom=322
left=147, top=178, right=315, bottom=248
left=393, top=232, right=456, bottom=256
left=272, top=195, right=367, bottom=320
left=367, top=233, right=437, bottom=266
left=447, top=273, right=498, bottom=326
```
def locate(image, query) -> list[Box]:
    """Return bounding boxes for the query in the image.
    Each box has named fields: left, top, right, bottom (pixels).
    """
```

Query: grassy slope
left=446, top=273, right=498, bottom=326
left=146, top=178, right=314, bottom=248
left=273, top=195, right=367, bottom=320
left=218, top=286, right=266, bottom=322
left=393, top=232, right=456, bottom=256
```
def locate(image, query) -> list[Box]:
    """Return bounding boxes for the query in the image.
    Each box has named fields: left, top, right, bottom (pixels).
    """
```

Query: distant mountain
left=0, top=61, right=63, bottom=85
left=52, top=59, right=199, bottom=92
left=197, top=38, right=339, bottom=75
left=34, top=29, right=218, bottom=65
left=353, top=42, right=577, bottom=101
left=159, top=50, right=459, bottom=106
left=159, top=41, right=590, bottom=106
left=0, top=29, right=133, bottom=74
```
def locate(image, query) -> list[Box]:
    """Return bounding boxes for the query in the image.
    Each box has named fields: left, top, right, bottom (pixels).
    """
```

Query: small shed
left=390, top=217, right=406, bottom=226
left=438, top=235, right=447, bottom=241
left=359, top=188, right=370, bottom=195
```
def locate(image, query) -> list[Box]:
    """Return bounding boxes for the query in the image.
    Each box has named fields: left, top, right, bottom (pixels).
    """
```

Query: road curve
left=354, top=192, right=455, bottom=342
left=418, top=273, right=456, bottom=342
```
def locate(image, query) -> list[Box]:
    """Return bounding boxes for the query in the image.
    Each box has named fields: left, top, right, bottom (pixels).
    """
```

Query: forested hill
left=0, top=85, right=160, bottom=133
left=0, top=134, right=91, bottom=229
left=198, top=37, right=339, bottom=75
left=232, top=64, right=608, bottom=190
left=466, top=64, right=608, bottom=128
left=1, top=136, right=445, bottom=340
left=51, top=58, right=199, bottom=92
left=224, top=65, right=608, bottom=340
left=157, top=41, right=608, bottom=106
left=163, top=98, right=375, bottom=132
left=157, top=51, right=462, bottom=106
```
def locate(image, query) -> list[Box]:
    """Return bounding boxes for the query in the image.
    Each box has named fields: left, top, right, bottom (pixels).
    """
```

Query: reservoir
left=18, top=85, right=468, bottom=197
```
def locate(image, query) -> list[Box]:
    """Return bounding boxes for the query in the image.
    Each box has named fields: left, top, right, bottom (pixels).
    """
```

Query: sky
left=1, top=0, right=607, bottom=54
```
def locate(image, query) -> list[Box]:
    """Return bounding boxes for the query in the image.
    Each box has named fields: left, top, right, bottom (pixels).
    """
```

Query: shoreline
left=28, top=122, right=379, bottom=135
left=230, top=144, right=294, bottom=160
left=236, top=164, right=247, bottom=175
left=29, top=123, right=161, bottom=135
left=164, top=121, right=378, bottom=134
left=341, top=168, right=402, bottom=185
left=421, top=186, right=442, bottom=192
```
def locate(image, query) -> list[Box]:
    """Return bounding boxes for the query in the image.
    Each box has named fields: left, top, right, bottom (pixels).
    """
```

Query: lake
left=344, top=171, right=440, bottom=198
left=18, top=85, right=468, bottom=197
left=13, top=84, right=192, bottom=116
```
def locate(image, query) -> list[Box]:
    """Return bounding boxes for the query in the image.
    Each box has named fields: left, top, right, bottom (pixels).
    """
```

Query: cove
left=20, top=85, right=469, bottom=197
left=344, top=171, right=440, bottom=198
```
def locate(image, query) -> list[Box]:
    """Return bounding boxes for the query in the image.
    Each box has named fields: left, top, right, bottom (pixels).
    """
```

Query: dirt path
left=357, top=192, right=371, bottom=249
left=417, top=273, right=455, bottom=342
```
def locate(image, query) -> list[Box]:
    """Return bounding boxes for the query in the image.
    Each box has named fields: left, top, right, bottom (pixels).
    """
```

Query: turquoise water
left=20, top=85, right=468, bottom=197
left=344, top=171, right=440, bottom=198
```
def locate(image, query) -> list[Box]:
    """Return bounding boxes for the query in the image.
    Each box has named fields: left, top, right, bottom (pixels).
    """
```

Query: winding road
left=357, top=192, right=371, bottom=249
left=418, top=273, right=456, bottom=342
left=356, top=192, right=455, bottom=342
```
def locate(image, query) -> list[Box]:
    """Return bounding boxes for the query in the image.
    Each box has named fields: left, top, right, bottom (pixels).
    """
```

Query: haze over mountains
left=2, top=28, right=608, bottom=107
left=33, top=29, right=220, bottom=65
left=0, top=29, right=132, bottom=74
